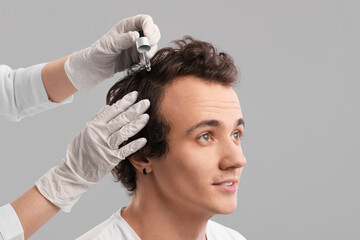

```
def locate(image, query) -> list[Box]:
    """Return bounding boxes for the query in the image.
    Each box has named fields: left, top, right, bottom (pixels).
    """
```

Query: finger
left=132, top=15, right=155, bottom=35
left=139, top=15, right=156, bottom=38
left=146, top=24, right=161, bottom=46
left=107, top=114, right=149, bottom=149
left=117, top=14, right=155, bottom=35
left=107, top=99, right=150, bottom=132
left=102, top=15, right=157, bottom=53
left=111, top=15, right=157, bottom=50
left=116, top=138, right=147, bottom=160
left=97, top=91, right=138, bottom=123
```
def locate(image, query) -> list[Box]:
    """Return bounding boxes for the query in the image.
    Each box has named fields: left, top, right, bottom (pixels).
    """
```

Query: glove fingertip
left=121, top=91, right=138, bottom=102
left=139, top=113, right=150, bottom=124
left=117, top=137, right=147, bottom=159
left=138, top=99, right=151, bottom=111
left=144, top=99, right=151, bottom=108
left=135, top=137, right=147, bottom=147
left=129, top=138, right=148, bottom=153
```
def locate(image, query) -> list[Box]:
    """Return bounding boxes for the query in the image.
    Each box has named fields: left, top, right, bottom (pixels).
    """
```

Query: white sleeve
left=0, top=204, right=24, bottom=240
left=0, top=64, right=73, bottom=122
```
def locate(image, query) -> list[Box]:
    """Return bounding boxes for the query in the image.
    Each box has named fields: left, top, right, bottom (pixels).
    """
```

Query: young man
left=77, top=37, right=247, bottom=240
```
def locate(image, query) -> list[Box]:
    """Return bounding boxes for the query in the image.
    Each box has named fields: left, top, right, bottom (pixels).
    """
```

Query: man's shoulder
left=206, top=220, right=247, bottom=240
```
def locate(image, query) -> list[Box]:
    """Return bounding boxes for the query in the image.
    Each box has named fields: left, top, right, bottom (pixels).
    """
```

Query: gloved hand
left=64, top=14, right=161, bottom=91
left=35, top=91, right=149, bottom=212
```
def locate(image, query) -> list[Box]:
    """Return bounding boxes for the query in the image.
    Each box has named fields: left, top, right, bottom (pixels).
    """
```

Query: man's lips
left=212, top=178, right=239, bottom=193
left=212, top=178, right=239, bottom=186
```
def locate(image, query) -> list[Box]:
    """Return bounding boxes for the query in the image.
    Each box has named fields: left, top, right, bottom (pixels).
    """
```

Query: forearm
left=41, top=56, right=77, bottom=103
left=11, top=186, right=60, bottom=239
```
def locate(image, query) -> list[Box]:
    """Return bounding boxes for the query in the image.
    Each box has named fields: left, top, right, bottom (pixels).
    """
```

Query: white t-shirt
left=76, top=208, right=246, bottom=240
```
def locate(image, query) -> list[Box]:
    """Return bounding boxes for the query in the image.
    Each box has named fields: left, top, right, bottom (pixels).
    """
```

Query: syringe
left=136, top=30, right=151, bottom=71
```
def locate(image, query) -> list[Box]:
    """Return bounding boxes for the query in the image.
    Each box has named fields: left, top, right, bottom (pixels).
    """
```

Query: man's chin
left=213, top=199, right=238, bottom=215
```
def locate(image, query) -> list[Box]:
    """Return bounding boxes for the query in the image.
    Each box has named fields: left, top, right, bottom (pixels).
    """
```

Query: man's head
left=107, top=36, right=246, bottom=215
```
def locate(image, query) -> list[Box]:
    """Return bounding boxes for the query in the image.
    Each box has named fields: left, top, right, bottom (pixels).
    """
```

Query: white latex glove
left=35, top=91, right=149, bottom=212
left=64, top=14, right=161, bottom=91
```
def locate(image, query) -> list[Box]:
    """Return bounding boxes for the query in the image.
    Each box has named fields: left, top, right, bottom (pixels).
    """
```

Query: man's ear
left=129, top=153, right=153, bottom=175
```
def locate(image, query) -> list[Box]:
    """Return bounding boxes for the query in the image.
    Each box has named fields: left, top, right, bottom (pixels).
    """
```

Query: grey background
left=0, top=0, right=359, bottom=239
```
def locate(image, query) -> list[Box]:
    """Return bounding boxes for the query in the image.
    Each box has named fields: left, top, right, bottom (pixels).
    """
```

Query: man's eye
left=231, top=131, right=242, bottom=141
left=198, top=133, right=212, bottom=142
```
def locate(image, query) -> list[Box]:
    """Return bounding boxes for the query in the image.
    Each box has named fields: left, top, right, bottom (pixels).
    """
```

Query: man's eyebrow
left=237, top=118, right=245, bottom=128
left=186, top=120, right=220, bottom=135
left=186, top=118, right=245, bottom=135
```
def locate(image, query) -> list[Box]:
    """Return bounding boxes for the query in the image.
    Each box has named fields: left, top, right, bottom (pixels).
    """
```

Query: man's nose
left=218, top=137, right=246, bottom=170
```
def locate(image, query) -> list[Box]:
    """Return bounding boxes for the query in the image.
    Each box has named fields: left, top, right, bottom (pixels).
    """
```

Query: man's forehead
left=160, top=75, right=242, bottom=124
left=166, top=75, right=237, bottom=98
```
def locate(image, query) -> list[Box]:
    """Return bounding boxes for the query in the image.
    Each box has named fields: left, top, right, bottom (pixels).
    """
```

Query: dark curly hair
left=107, top=36, right=239, bottom=194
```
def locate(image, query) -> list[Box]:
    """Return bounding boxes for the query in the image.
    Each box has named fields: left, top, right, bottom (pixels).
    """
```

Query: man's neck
left=122, top=187, right=210, bottom=240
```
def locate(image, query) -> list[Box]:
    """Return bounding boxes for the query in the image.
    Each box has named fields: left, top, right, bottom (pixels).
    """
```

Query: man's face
left=150, top=75, right=246, bottom=217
